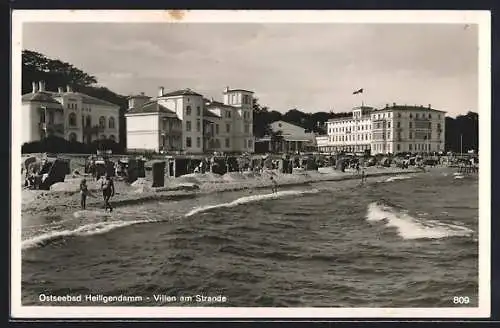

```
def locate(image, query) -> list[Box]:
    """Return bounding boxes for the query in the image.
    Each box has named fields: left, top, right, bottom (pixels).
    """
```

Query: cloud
left=22, top=22, right=478, bottom=117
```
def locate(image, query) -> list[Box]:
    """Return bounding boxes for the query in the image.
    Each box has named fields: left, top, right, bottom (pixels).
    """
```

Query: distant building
left=125, top=86, right=255, bottom=154
left=255, top=120, right=316, bottom=153
left=21, top=81, right=120, bottom=145
left=317, top=103, right=446, bottom=155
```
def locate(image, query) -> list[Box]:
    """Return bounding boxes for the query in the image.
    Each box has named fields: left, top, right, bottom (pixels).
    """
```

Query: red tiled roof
left=21, top=92, right=62, bottom=105
left=161, top=89, right=203, bottom=97
left=126, top=100, right=177, bottom=116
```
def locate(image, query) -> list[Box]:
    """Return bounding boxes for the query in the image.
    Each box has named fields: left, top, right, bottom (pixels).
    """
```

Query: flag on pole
left=353, top=88, right=364, bottom=95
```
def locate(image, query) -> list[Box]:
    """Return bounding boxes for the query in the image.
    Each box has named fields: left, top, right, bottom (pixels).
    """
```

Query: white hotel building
left=318, top=103, right=446, bottom=155
left=21, top=81, right=120, bottom=145
left=125, top=86, right=254, bottom=154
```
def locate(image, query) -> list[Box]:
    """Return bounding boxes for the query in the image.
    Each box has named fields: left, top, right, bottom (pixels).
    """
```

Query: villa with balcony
left=21, top=81, right=120, bottom=145
left=125, top=86, right=255, bottom=154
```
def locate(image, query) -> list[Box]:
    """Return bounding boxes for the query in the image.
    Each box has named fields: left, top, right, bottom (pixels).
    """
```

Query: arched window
left=108, top=117, right=115, bottom=129
left=99, top=116, right=106, bottom=128
left=109, top=135, right=116, bottom=142
left=69, top=133, right=77, bottom=142
left=69, top=113, right=77, bottom=126
left=86, top=115, right=92, bottom=127
left=100, top=134, right=106, bottom=140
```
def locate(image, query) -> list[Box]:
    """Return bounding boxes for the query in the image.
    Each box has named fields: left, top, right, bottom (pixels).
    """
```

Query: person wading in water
left=101, top=173, right=115, bottom=212
left=80, top=179, right=90, bottom=210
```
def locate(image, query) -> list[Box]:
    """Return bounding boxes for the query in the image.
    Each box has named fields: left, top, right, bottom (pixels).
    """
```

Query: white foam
left=385, top=175, right=412, bottom=182
left=22, top=218, right=157, bottom=250
left=73, top=210, right=111, bottom=218
left=366, top=202, right=474, bottom=240
left=185, top=189, right=320, bottom=217
left=454, top=175, right=465, bottom=179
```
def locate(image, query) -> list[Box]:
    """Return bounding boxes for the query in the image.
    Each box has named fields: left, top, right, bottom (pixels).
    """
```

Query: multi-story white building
left=21, top=81, right=120, bottom=145
left=125, top=86, right=255, bottom=154
left=318, top=103, right=446, bottom=155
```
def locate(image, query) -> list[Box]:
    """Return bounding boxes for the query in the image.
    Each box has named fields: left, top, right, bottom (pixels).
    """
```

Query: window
left=186, top=121, right=192, bottom=132
left=397, top=144, right=401, bottom=151
left=108, top=117, right=115, bottom=129
left=244, top=124, right=250, bottom=133
left=99, top=116, right=106, bottom=128
left=388, top=122, right=391, bottom=128
left=397, top=122, right=401, bottom=128
left=409, top=122, right=412, bottom=128
left=437, top=123, right=441, bottom=130
left=429, top=114, right=432, bottom=119
left=196, top=106, right=201, bottom=116
left=215, top=124, right=219, bottom=134
left=409, top=132, right=413, bottom=139
left=196, top=120, right=201, bottom=132
left=409, top=144, right=413, bottom=151
left=69, top=113, right=77, bottom=126
left=398, top=113, right=401, bottom=118
left=438, top=115, right=441, bottom=120
left=409, top=113, right=413, bottom=118
left=225, top=138, right=230, bottom=148
left=416, top=113, right=419, bottom=119
left=186, top=106, right=192, bottom=115
left=226, top=111, right=231, bottom=118
left=226, top=124, right=231, bottom=133
left=86, top=115, right=91, bottom=127
left=186, top=137, right=192, bottom=148
left=196, top=137, right=201, bottom=148
left=387, top=132, right=391, bottom=139
left=248, top=139, right=253, bottom=148
left=69, top=133, right=77, bottom=142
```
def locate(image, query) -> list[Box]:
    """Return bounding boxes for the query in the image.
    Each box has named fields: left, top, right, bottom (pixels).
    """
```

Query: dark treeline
left=444, top=111, right=478, bottom=153
left=23, top=50, right=478, bottom=154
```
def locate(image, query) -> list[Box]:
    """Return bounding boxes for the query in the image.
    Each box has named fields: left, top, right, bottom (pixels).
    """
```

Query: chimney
left=224, top=86, right=229, bottom=93
left=66, top=85, right=72, bottom=93
left=31, top=81, right=38, bottom=93
left=210, top=97, right=214, bottom=102
left=385, top=103, right=389, bottom=108
left=428, top=104, right=431, bottom=108
left=38, top=81, right=46, bottom=92
left=58, top=87, right=64, bottom=93
left=158, top=86, right=164, bottom=97
left=140, top=92, right=145, bottom=96
left=393, top=102, right=396, bottom=106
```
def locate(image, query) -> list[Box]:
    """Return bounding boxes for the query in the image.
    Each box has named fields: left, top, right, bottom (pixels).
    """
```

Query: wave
left=366, top=202, right=474, bottom=240
left=454, top=175, right=465, bottom=179
left=22, top=218, right=158, bottom=250
left=385, top=176, right=413, bottom=183
left=184, top=189, right=320, bottom=217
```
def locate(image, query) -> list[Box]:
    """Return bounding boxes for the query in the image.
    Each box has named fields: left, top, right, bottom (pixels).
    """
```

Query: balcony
left=39, top=122, right=64, bottom=134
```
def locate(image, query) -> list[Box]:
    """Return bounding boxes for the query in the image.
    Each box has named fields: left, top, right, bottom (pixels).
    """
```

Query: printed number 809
left=453, top=296, right=470, bottom=304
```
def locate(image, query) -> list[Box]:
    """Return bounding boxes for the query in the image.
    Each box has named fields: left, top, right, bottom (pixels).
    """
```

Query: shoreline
left=21, top=166, right=428, bottom=216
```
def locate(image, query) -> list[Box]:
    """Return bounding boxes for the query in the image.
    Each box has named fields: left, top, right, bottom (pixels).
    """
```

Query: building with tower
left=125, top=86, right=255, bottom=154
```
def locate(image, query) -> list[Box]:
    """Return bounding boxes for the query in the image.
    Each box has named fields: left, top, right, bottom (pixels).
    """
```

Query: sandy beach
left=21, top=165, right=425, bottom=216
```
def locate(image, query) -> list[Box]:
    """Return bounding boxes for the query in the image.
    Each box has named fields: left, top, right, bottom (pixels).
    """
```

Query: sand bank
left=21, top=166, right=426, bottom=215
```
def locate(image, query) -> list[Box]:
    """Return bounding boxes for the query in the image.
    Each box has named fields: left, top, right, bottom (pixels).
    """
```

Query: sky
left=22, top=22, right=478, bottom=117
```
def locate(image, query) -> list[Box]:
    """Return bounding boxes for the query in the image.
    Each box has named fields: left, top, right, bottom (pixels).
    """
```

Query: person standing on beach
left=79, top=178, right=94, bottom=210
left=100, top=173, right=115, bottom=212
left=270, top=176, right=278, bottom=193
left=361, top=168, right=366, bottom=185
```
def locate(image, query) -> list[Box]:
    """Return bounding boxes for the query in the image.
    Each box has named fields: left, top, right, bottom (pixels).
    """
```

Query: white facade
left=21, top=81, right=120, bottom=145
left=317, top=104, right=446, bottom=155
left=125, top=86, right=255, bottom=154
